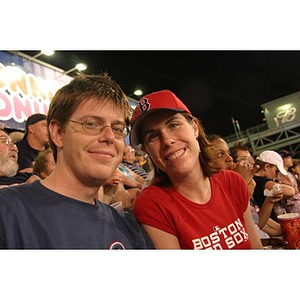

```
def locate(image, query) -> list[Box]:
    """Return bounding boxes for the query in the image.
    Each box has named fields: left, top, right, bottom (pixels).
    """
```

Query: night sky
left=20, top=50, right=300, bottom=137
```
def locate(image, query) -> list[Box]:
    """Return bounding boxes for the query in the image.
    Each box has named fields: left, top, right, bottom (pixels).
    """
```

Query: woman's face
left=210, top=138, right=233, bottom=170
left=142, top=111, right=200, bottom=179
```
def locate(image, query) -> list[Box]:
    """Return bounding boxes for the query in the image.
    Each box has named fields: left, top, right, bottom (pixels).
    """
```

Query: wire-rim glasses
left=68, top=118, right=130, bottom=139
left=0, top=136, right=15, bottom=148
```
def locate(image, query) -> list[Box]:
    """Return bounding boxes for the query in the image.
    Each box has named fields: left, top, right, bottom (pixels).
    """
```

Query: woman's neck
left=172, top=171, right=211, bottom=204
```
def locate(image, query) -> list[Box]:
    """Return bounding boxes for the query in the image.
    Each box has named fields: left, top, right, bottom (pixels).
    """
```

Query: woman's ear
left=192, top=118, right=199, bottom=139
left=48, top=120, right=63, bottom=148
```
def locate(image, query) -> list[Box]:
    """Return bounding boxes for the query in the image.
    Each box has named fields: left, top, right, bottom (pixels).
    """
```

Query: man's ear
left=28, top=124, right=35, bottom=134
left=48, top=120, right=63, bottom=148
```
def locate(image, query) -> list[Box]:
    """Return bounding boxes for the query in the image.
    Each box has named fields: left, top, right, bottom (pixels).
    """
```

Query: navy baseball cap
left=23, top=113, right=47, bottom=138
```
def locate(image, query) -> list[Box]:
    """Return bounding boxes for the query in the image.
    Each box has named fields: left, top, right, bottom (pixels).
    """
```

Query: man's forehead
left=0, top=132, right=9, bottom=138
left=236, top=150, right=250, bottom=157
left=73, top=98, right=125, bottom=119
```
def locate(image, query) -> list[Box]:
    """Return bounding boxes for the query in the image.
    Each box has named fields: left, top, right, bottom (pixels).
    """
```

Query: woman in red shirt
left=130, top=90, right=263, bottom=249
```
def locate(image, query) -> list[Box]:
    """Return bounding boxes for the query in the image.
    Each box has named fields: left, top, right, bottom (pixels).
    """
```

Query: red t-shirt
left=133, top=169, right=251, bottom=249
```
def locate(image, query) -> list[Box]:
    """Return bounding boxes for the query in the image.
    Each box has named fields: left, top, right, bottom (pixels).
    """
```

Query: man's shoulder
left=0, top=172, right=33, bottom=185
left=15, top=138, right=28, bottom=148
left=0, top=180, right=40, bottom=197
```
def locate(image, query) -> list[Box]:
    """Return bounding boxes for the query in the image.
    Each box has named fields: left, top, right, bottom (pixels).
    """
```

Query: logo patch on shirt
left=109, top=241, right=126, bottom=250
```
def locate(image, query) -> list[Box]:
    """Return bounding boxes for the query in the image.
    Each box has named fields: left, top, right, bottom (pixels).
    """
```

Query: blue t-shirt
left=15, top=138, right=40, bottom=171
left=0, top=181, right=153, bottom=249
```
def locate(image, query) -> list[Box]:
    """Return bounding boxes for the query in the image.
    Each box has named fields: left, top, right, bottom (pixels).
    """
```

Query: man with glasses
left=0, top=74, right=153, bottom=249
left=0, top=128, right=39, bottom=187
left=230, top=142, right=283, bottom=238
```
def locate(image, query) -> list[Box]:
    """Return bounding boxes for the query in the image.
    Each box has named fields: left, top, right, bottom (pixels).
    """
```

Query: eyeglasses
left=235, top=156, right=255, bottom=166
left=236, top=156, right=254, bottom=162
left=0, top=136, right=15, bottom=148
left=68, top=118, right=130, bottom=139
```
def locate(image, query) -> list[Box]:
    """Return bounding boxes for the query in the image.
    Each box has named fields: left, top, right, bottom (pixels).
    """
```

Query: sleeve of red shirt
left=132, top=185, right=178, bottom=236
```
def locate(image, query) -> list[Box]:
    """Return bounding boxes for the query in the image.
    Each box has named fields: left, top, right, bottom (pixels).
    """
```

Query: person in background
left=253, top=150, right=295, bottom=222
left=206, top=134, right=234, bottom=171
left=0, top=128, right=40, bottom=188
left=16, top=113, right=49, bottom=173
left=130, top=89, right=263, bottom=249
left=229, top=142, right=282, bottom=238
left=277, top=150, right=300, bottom=214
left=135, top=149, right=152, bottom=172
left=98, top=168, right=136, bottom=210
left=0, top=73, right=153, bottom=249
left=122, top=145, right=149, bottom=179
left=289, top=158, right=300, bottom=188
left=33, top=148, right=56, bottom=179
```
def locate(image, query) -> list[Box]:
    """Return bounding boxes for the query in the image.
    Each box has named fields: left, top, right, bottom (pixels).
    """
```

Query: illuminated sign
left=0, top=52, right=71, bottom=130
left=276, top=106, right=297, bottom=124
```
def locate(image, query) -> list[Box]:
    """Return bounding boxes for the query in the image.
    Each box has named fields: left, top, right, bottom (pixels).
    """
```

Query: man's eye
left=85, top=121, right=99, bottom=128
left=112, top=125, right=124, bottom=133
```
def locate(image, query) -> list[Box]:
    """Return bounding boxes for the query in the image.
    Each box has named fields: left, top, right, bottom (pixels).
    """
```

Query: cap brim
left=278, top=165, right=288, bottom=176
left=129, top=108, right=187, bottom=146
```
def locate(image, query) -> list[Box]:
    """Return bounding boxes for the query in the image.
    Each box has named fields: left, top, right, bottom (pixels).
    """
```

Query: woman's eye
left=169, top=122, right=180, bottom=129
left=146, top=133, right=158, bottom=142
left=215, top=152, right=224, bottom=159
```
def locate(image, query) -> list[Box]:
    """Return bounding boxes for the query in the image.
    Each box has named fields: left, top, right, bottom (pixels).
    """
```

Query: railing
left=223, top=121, right=300, bottom=155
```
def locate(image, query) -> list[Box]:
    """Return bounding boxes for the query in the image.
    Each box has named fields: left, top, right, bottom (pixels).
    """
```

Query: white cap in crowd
left=256, top=150, right=287, bottom=175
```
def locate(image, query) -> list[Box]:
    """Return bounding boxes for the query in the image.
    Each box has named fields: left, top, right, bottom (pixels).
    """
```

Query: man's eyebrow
left=76, top=115, right=126, bottom=124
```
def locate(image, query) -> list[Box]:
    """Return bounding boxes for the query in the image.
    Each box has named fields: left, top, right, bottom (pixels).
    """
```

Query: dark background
left=22, top=50, right=300, bottom=137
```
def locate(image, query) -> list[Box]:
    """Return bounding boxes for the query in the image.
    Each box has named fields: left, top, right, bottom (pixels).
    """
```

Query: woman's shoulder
left=137, top=184, right=171, bottom=198
left=134, top=184, right=173, bottom=207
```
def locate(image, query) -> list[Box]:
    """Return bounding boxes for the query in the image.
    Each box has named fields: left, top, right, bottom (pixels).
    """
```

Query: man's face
left=30, top=120, right=49, bottom=145
left=123, top=146, right=136, bottom=163
left=234, top=149, right=255, bottom=169
left=0, top=131, right=18, bottom=177
left=52, top=99, right=127, bottom=187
